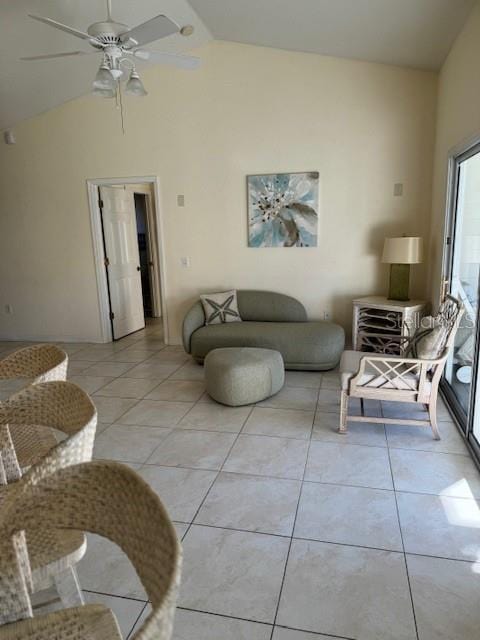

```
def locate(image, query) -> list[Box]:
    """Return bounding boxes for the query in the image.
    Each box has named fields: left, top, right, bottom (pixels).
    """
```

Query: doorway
left=87, top=177, right=168, bottom=343
left=134, top=193, right=153, bottom=317
left=442, top=139, right=480, bottom=463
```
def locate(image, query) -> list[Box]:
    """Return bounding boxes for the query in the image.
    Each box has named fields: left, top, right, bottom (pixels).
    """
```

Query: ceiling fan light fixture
left=92, top=63, right=116, bottom=91
left=92, top=86, right=116, bottom=98
left=110, top=68, right=123, bottom=80
left=125, top=70, right=147, bottom=96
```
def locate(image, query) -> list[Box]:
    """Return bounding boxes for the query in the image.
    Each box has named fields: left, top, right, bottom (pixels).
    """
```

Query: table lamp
left=382, top=236, right=423, bottom=301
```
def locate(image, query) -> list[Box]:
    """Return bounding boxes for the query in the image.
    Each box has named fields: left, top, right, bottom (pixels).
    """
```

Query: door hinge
left=98, top=198, right=104, bottom=209
left=109, top=311, right=115, bottom=320
left=104, top=257, right=110, bottom=267
left=446, top=237, right=452, bottom=245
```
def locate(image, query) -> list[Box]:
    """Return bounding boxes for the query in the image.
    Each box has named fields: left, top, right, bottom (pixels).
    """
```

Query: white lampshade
left=93, top=64, right=116, bottom=92
left=125, top=70, right=147, bottom=97
left=382, top=237, right=423, bottom=264
left=92, top=86, right=116, bottom=98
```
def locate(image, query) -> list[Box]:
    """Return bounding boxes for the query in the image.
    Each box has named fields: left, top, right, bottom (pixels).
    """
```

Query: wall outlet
left=5, top=304, right=13, bottom=314
left=323, top=311, right=331, bottom=321
left=177, top=194, right=185, bottom=207
left=393, top=183, right=404, bottom=196
left=180, top=256, right=191, bottom=268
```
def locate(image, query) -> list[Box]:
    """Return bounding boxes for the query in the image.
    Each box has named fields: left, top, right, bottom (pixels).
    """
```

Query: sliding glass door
left=442, top=143, right=480, bottom=460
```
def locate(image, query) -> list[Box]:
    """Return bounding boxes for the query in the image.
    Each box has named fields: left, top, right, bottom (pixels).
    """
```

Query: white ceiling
left=0, top=0, right=212, bottom=129
left=190, top=0, right=475, bottom=70
left=0, top=0, right=476, bottom=130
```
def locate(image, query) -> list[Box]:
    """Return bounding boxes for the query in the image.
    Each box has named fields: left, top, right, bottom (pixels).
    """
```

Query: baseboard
left=0, top=334, right=104, bottom=344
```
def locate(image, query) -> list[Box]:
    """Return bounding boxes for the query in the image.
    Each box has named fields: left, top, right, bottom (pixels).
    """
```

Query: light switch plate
left=393, top=183, right=403, bottom=196
left=177, top=195, right=185, bottom=207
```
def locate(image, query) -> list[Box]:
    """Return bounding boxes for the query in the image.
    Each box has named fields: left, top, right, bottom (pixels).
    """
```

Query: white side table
left=352, top=296, right=427, bottom=353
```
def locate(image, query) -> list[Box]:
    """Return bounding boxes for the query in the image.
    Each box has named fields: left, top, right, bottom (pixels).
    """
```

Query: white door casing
left=99, top=185, right=145, bottom=339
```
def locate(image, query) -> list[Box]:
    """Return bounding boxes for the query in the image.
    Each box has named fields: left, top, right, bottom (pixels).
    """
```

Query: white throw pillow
left=200, top=290, right=242, bottom=325
left=411, top=315, right=449, bottom=360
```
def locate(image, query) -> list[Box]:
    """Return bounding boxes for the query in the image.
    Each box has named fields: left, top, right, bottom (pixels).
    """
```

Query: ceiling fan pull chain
left=119, top=84, right=126, bottom=135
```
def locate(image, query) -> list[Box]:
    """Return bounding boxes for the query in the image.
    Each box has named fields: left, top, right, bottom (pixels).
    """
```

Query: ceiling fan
left=21, top=0, right=200, bottom=97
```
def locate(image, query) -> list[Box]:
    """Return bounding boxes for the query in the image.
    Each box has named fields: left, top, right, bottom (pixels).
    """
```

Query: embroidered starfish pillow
left=200, top=290, right=242, bottom=325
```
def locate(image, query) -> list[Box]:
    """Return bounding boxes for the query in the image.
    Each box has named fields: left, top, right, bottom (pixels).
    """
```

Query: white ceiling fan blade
left=134, top=50, right=201, bottom=70
left=120, top=15, right=179, bottom=47
left=28, top=14, right=99, bottom=43
left=20, top=51, right=94, bottom=61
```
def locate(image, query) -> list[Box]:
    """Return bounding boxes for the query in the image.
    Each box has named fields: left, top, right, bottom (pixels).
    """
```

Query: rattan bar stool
left=0, top=381, right=97, bottom=608
left=0, top=461, right=182, bottom=640
left=0, top=345, right=68, bottom=395
left=0, top=380, right=96, bottom=471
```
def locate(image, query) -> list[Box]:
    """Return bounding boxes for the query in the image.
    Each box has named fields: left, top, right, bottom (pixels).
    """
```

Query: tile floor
left=2, top=322, right=480, bottom=639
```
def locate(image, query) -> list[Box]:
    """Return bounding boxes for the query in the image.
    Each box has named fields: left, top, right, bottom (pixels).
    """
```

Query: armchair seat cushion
left=340, top=350, right=431, bottom=394
left=341, top=350, right=379, bottom=390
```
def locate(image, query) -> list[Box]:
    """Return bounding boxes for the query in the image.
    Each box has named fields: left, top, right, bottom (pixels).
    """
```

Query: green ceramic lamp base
left=388, top=263, right=410, bottom=301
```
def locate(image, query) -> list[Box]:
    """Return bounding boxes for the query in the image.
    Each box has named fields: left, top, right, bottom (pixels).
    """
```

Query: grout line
left=83, top=588, right=148, bottom=604
left=81, top=361, right=138, bottom=377
left=171, top=508, right=480, bottom=564
left=176, top=606, right=354, bottom=639
left=274, top=623, right=353, bottom=640
left=180, top=521, right=292, bottom=540
left=144, top=463, right=303, bottom=484
left=383, top=402, right=420, bottom=640
left=142, top=429, right=237, bottom=469
left=126, top=459, right=480, bottom=501
left=267, top=382, right=322, bottom=640
left=175, top=605, right=274, bottom=630
left=384, top=444, right=470, bottom=457
left=402, top=550, right=480, bottom=565
left=96, top=396, right=144, bottom=424
left=127, top=601, right=149, bottom=640
left=186, top=404, right=256, bottom=534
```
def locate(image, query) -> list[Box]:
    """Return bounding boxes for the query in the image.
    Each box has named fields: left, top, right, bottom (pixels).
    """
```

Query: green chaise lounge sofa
left=182, top=290, right=345, bottom=371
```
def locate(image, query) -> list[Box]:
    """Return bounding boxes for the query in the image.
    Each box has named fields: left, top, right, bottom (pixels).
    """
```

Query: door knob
left=137, top=266, right=141, bottom=271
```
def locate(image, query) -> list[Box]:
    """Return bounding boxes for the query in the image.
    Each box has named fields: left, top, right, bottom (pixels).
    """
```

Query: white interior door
left=100, top=186, right=145, bottom=339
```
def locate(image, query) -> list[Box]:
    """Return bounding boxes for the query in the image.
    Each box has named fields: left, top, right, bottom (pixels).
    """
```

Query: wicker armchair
left=0, top=461, right=182, bottom=640
left=0, top=381, right=97, bottom=607
left=0, top=345, right=68, bottom=392
left=339, top=296, right=463, bottom=440
left=0, top=425, right=21, bottom=485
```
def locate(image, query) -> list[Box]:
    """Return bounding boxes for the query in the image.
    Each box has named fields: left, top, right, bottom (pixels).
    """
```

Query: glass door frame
left=440, top=136, right=480, bottom=463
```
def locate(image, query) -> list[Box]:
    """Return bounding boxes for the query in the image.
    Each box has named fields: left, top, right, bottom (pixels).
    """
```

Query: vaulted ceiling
left=0, top=0, right=475, bottom=129
left=189, top=0, right=476, bottom=71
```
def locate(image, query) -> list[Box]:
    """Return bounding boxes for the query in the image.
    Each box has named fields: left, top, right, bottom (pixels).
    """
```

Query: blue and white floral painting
left=247, top=172, right=319, bottom=247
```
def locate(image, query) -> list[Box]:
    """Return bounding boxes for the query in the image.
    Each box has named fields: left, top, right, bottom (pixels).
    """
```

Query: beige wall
left=429, top=1, right=480, bottom=307
left=0, top=41, right=437, bottom=343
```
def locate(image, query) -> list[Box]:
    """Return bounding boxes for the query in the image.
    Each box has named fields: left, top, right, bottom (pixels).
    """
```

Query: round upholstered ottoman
left=205, top=347, right=284, bottom=406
